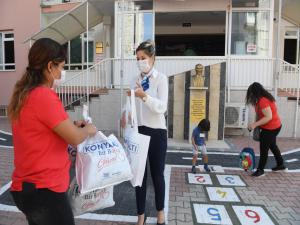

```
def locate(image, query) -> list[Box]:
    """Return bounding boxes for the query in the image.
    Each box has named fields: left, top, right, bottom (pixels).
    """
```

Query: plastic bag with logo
left=76, top=131, right=132, bottom=194
left=68, top=178, right=115, bottom=216
left=124, top=90, right=150, bottom=187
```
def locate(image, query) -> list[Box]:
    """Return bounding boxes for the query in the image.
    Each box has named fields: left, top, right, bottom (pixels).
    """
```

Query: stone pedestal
left=188, top=87, right=208, bottom=142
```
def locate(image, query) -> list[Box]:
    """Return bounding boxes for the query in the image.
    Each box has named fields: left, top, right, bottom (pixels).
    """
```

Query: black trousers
left=11, top=186, right=75, bottom=225
left=136, top=126, right=167, bottom=215
left=258, top=126, right=284, bottom=170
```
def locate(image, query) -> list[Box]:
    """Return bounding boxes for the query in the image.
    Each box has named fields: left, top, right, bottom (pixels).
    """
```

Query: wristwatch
left=142, top=95, right=147, bottom=102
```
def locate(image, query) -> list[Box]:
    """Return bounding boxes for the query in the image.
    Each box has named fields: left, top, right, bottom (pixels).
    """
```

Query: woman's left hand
left=135, top=82, right=146, bottom=99
left=248, top=122, right=256, bottom=131
left=74, top=120, right=87, bottom=128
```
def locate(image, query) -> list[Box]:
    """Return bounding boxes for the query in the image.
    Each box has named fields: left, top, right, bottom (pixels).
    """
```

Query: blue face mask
left=141, top=76, right=149, bottom=91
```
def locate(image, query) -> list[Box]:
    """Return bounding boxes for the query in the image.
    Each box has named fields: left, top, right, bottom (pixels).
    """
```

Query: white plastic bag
left=68, top=178, right=115, bottom=216
left=76, top=131, right=132, bottom=194
left=124, top=90, right=150, bottom=187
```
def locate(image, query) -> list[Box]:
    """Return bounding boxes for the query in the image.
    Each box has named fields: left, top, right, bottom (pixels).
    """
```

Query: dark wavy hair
left=245, top=82, right=275, bottom=106
left=8, top=38, right=66, bottom=121
left=198, top=119, right=210, bottom=132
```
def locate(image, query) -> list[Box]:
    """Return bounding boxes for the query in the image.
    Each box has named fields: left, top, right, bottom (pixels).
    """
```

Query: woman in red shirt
left=8, top=38, right=97, bottom=225
left=246, top=82, right=286, bottom=177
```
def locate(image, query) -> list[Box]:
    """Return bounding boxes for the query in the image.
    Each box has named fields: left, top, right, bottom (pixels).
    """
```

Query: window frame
left=228, top=0, right=274, bottom=57
left=0, top=31, right=15, bottom=71
left=64, top=33, right=95, bottom=71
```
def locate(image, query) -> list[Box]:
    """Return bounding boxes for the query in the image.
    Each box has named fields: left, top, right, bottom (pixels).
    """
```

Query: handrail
left=57, top=56, right=287, bottom=108
left=56, top=58, right=114, bottom=108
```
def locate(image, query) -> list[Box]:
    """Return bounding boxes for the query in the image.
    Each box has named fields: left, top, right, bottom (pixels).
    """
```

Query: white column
left=274, top=0, right=282, bottom=100
left=119, top=0, right=125, bottom=137
left=86, top=2, right=90, bottom=113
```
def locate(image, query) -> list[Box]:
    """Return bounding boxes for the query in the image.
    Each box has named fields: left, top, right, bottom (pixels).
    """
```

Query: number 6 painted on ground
left=245, top=209, right=260, bottom=223
left=207, top=208, right=221, bottom=221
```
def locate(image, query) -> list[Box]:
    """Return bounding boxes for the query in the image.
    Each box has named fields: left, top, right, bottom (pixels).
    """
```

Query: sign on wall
left=190, top=97, right=206, bottom=123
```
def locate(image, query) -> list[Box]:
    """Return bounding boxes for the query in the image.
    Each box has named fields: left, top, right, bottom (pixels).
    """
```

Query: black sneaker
left=204, top=165, right=211, bottom=172
left=251, top=169, right=265, bottom=177
left=191, top=166, right=196, bottom=174
left=272, top=164, right=286, bottom=171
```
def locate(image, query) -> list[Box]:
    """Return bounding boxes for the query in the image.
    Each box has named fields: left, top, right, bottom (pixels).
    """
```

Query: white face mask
left=137, top=59, right=151, bottom=73
left=52, top=70, right=66, bottom=88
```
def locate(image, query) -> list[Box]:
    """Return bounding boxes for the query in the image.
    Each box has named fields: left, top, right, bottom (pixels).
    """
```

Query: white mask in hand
left=137, top=59, right=151, bottom=73
left=52, top=70, right=66, bottom=88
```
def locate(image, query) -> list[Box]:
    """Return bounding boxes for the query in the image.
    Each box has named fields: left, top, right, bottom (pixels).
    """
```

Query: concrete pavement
left=1, top=118, right=300, bottom=225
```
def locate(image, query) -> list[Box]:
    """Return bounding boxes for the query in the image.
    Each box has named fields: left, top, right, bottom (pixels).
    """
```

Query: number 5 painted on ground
left=245, top=209, right=260, bottom=223
left=207, top=207, right=221, bottom=221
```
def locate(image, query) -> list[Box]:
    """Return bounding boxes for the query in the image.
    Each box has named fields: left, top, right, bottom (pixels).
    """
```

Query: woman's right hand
left=85, top=123, right=97, bottom=136
left=121, top=112, right=126, bottom=129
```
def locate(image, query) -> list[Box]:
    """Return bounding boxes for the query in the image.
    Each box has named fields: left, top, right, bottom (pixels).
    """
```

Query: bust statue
left=192, top=64, right=205, bottom=87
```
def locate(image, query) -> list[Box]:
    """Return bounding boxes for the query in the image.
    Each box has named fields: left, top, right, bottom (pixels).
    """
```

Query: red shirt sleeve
left=258, top=97, right=270, bottom=110
left=34, top=88, right=68, bottom=129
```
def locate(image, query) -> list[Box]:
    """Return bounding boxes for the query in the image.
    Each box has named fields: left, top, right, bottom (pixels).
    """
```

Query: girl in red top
left=8, top=38, right=97, bottom=225
left=246, top=82, right=286, bottom=177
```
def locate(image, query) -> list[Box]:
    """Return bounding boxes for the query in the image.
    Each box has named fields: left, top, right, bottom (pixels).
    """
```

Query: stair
left=66, top=89, right=127, bottom=137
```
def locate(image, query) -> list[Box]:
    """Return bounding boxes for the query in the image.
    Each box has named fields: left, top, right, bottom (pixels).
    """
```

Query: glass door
left=115, top=0, right=154, bottom=58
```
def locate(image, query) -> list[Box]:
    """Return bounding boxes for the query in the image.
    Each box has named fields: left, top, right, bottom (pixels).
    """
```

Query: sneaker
left=272, top=164, right=286, bottom=171
left=191, top=166, right=196, bottom=174
left=204, top=165, right=211, bottom=172
left=251, top=169, right=265, bottom=177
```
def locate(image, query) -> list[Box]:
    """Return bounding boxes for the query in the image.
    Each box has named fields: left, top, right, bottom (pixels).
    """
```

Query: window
left=0, top=32, right=15, bottom=71
left=115, top=1, right=154, bottom=57
left=231, top=11, right=270, bottom=56
left=232, top=0, right=270, bottom=8
left=63, top=34, right=94, bottom=71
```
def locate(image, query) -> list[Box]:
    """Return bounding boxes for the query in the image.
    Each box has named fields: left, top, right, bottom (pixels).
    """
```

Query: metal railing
left=56, top=58, right=112, bottom=108
left=41, top=0, right=85, bottom=6
left=278, top=59, right=300, bottom=96
left=57, top=56, right=278, bottom=108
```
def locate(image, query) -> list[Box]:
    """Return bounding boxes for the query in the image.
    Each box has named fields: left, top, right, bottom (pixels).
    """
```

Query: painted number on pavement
left=216, top=175, right=246, bottom=186
left=207, top=187, right=240, bottom=202
left=193, top=203, right=232, bottom=225
left=188, top=173, right=212, bottom=185
left=232, top=206, right=275, bottom=225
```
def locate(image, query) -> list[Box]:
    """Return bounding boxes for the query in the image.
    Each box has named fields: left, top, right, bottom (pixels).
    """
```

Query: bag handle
left=130, top=89, right=139, bottom=132
left=125, top=95, right=132, bottom=126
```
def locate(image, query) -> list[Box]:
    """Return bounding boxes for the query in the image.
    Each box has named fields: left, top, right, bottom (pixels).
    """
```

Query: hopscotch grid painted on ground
left=0, top=164, right=295, bottom=224
left=187, top=171, right=279, bottom=225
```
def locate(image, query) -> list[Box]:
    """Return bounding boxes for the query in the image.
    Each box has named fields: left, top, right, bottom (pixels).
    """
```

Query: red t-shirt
left=256, top=97, right=281, bottom=130
left=11, top=86, right=70, bottom=193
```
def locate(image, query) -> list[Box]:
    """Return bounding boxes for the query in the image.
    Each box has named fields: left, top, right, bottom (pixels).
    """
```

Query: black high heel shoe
left=157, top=223, right=165, bottom=225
